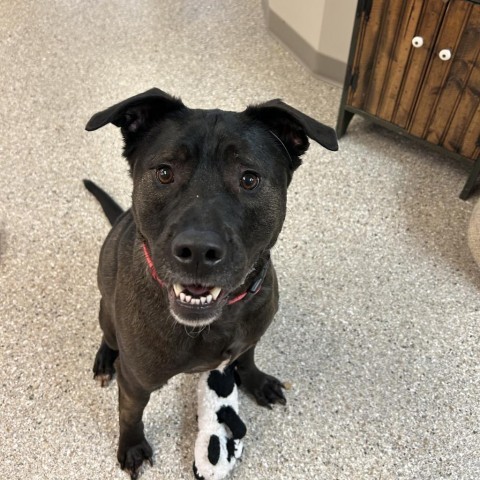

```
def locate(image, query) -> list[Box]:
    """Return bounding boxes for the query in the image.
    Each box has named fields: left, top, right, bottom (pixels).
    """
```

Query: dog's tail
left=83, top=179, right=124, bottom=226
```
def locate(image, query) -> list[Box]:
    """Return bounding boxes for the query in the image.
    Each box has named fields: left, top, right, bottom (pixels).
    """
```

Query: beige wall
left=268, top=0, right=356, bottom=63
left=320, top=0, right=357, bottom=62
left=268, top=0, right=327, bottom=51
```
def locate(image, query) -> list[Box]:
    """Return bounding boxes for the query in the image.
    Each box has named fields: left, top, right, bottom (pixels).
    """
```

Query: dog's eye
left=156, top=165, right=174, bottom=184
left=240, top=171, right=260, bottom=190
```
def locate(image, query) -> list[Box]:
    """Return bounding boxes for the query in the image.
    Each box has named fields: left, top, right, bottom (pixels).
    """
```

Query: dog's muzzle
left=142, top=243, right=269, bottom=327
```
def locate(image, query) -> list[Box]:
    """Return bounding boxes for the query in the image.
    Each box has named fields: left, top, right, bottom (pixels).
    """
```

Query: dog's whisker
left=269, top=130, right=293, bottom=166
left=183, top=322, right=210, bottom=338
left=184, top=324, right=197, bottom=338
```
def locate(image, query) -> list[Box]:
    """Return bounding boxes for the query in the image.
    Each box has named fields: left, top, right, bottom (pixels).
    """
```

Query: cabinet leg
left=460, top=158, right=480, bottom=200
left=336, top=110, right=354, bottom=139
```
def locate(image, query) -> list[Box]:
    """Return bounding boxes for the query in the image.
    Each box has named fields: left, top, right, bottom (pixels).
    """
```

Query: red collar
left=142, top=242, right=269, bottom=305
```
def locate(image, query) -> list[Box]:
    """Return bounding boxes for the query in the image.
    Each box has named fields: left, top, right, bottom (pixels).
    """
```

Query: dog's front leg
left=236, top=346, right=286, bottom=408
left=116, top=363, right=154, bottom=480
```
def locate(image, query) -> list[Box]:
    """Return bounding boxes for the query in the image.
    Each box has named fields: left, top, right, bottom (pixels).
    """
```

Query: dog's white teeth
left=177, top=288, right=219, bottom=305
left=210, top=287, right=221, bottom=300
left=173, top=283, right=183, bottom=297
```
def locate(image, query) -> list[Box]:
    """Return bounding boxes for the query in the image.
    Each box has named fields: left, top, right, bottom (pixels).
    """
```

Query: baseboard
left=266, top=7, right=346, bottom=86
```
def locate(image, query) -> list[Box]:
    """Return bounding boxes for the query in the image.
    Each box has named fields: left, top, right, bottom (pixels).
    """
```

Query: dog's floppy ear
left=245, top=99, right=338, bottom=170
left=85, top=87, right=185, bottom=136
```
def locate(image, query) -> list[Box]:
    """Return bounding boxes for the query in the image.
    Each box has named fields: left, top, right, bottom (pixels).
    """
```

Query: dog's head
left=86, top=88, right=337, bottom=326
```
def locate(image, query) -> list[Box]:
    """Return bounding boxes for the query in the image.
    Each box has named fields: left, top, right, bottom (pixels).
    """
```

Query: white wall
left=268, top=0, right=327, bottom=51
left=269, top=0, right=356, bottom=63
left=320, top=0, right=357, bottom=62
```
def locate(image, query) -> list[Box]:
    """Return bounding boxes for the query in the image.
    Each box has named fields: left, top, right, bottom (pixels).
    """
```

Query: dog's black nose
left=172, top=230, right=226, bottom=267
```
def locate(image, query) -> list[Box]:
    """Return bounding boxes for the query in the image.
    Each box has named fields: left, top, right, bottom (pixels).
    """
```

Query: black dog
left=84, top=88, right=337, bottom=479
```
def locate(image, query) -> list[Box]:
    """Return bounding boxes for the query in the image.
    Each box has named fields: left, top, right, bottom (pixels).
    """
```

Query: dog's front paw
left=239, top=370, right=286, bottom=409
left=118, top=439, right=153, bottom=480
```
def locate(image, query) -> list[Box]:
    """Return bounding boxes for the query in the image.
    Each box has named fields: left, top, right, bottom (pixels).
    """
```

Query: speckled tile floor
left=1, top=1, right=479, bottom=479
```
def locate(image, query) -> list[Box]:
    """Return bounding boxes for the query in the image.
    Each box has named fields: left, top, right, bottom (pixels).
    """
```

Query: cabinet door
left=409, top=0, right=480, bottom=157
left=348, top=0, right=447, bottom=126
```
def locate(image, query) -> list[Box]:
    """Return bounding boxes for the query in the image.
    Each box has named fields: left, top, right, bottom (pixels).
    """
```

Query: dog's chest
left=179, top=323, right=256, bottom=374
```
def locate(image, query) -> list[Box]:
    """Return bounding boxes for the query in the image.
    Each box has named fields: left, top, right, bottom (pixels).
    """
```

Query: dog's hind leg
left=235, top=346, right=286, bottom=408
left=93, top=299, right=118, bottom=387
left=93, top=338, right=118, bottom=387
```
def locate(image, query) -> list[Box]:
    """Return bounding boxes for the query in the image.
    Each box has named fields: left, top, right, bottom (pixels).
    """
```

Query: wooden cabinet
left=337, top=0, right=480, bottom=198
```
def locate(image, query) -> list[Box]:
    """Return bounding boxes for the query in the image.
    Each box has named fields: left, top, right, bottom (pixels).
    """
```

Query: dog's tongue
left=185, top=284, right=211, bottom=296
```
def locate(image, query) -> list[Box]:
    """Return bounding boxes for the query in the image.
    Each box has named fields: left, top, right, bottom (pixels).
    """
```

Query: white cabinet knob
left=439, top=49, right=452, bottom=61
left=412, top=36, right=424, bottom=48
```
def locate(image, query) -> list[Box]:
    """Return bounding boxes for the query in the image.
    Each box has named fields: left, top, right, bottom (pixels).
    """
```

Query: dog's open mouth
left=168, top=283, right=226, bottom=327
left=172, top=284, right=223, bottom=307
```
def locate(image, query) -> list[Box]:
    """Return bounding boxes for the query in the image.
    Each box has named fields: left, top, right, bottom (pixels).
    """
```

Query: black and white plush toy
left=193, top=364, right=246, bottom=480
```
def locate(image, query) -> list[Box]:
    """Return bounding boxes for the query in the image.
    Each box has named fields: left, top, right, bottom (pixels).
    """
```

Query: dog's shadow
left=345, top=120, right=480, bottom=288
left=376, top=123, right=480, bottom=289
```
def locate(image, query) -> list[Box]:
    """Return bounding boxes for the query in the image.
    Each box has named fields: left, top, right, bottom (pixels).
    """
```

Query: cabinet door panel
left=428, top=2, right=480, bottom=156
left=390, top=0, right=447, bottom=128
left=348, top=0, right=387, bottom=110
left=362, top=0, right=406, bottom=115
left=408, top=0, right=474, bottom=139
left=348, top=0, right=447, bottom=125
